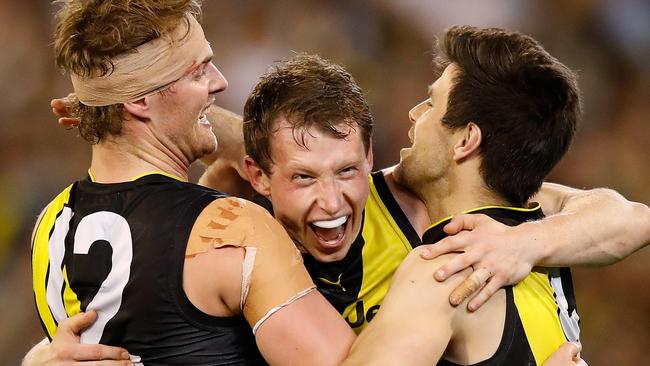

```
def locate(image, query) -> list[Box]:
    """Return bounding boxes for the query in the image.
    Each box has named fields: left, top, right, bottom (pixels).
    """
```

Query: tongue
left=312, top=225, right=343, bottom=242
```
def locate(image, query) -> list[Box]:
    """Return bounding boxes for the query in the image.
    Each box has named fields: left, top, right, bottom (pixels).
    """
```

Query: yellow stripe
left=513, top=271, right=566, bottom=365
left=425, top=202, right=542, bottom=233
left=340, top=175, right=412, bottom=333
left=32, top=184, right=74, bottom=338
left=367, top=175, right=414, bottom=251
left=88, top=169, right=186, bottom=182
left=63, top=266, right=82, bottom=317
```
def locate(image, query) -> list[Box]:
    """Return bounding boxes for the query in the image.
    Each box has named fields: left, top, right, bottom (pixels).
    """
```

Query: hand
left=198, top=106, right=254, bottom=198
left=543, top=342, right=588, bottom=366
left=199, top=106, right=246, bottom=166
left=22, top=311, right=132, bottom=366
left=50, top=93, right=80, bottom=127
left=419, top=213, right=540, bottom=311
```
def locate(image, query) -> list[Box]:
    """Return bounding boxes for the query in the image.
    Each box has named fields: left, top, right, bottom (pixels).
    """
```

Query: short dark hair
left=243, top=53, right=373, bottom=174
left=437, top=26, right=581, bottom=206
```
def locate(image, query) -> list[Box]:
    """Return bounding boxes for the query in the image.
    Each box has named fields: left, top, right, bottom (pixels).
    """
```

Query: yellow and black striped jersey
left=424, top=205, right=581, bottom=366
left=304, top=171, right=422, bottom=333
left=31, top=173, right=265, bottom=365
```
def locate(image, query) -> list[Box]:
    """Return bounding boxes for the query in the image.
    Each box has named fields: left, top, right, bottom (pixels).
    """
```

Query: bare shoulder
left=187, top=197, right=295, bottom=256
left=389, top=249, right=472, bottom=309
left=396, top=248, right=468, bottom=281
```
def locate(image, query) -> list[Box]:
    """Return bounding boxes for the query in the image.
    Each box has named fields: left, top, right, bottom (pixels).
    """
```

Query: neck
left=419, top=170, right=508, bottom=224
left=89, top=134, right=190, bottom=183
left=382, top=167, right=431, bottom=236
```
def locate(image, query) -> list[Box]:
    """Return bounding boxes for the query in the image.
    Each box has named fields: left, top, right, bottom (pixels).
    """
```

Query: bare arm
left=420, top=183, right=650, bottom=310
left=342, top=251, right=463, bottom=365
left=22, top=312, right=132, bottom=366
left=197, top=107, right=257, bottom=199
left=342, top=250, right=586, bottom=366
left=256, top=291, right=355, bottom=366
left=532, top=182, right=650, bottom=266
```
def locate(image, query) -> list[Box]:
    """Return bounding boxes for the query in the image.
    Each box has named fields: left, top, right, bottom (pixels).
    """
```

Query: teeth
left=312, top=216, right=348, bottom=229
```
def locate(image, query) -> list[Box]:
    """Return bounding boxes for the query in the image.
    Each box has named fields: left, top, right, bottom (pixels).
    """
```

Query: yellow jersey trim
left=514, top=271, right=567, bottom=364
left=88, top=169, right=187, bottom=183
left=425, top=202, right=542, bottom=232
left=32, top=184, right=74, bottom=338
left=367, top=174, right=415, bottom=252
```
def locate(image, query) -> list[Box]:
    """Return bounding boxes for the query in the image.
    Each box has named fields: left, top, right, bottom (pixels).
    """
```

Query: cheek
left=271, top=186, right=312, bottom=223
left=343, top=178, right=370, bottom=210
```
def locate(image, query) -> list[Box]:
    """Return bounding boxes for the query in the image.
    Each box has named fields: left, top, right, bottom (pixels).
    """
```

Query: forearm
left=197, top=106, right=253, bottom=197
left=532, top=184, right=650, bottom=266
left=198, top=159, right=256, bottom=199
left=342, top=252, right=457, bottom=365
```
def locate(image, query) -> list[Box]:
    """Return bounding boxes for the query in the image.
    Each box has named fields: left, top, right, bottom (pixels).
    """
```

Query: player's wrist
left=517, top=220, right=551, bottom=268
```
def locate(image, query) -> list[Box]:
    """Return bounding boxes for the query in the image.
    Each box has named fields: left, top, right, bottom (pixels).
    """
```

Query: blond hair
left=53, top=0, right=202, bottom=143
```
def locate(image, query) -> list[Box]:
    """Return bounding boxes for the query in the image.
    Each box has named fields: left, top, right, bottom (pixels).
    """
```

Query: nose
left=207, top=62, right=228, bottom=94
left=408, top=100, right=427, bottom=124
left=317, top=178, right=343, bottom=215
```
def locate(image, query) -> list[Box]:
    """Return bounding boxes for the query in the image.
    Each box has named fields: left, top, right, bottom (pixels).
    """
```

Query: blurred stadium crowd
left=0, top=0, right=647, bottom=364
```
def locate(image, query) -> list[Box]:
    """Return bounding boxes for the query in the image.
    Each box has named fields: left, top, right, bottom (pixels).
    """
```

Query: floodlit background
left=1, top=0, right=648, bottom=364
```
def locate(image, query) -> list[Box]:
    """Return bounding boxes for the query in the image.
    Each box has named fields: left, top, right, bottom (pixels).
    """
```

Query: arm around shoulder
left=343, top=249, right=469, bottom=366
left=532, top=182, right=650, bottom=266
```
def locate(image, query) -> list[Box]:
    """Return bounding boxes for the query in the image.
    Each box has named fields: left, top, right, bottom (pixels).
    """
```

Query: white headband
left=71, top=15, right=206, bottom=106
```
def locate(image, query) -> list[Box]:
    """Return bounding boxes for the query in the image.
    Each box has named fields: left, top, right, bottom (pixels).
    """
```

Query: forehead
left=192, top=39, right=213, bottom=66
left=428, top=63, right=457, bottom=99
left=269, top=119, right=366, bottom=163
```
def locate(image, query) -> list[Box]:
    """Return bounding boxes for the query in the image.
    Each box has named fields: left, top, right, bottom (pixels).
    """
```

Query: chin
left=393, top=163, right=407, bottom=185
left=313, top=250, right=347, bottom=263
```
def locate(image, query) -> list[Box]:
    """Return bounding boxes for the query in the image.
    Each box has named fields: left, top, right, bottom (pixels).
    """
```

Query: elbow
left=607, top=199, right=650, bottom=263
left=632, top=200, right=650, bottom=251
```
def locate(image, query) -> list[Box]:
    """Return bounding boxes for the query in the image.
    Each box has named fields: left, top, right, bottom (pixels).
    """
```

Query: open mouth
left=310, top=216, right=349, bottom=249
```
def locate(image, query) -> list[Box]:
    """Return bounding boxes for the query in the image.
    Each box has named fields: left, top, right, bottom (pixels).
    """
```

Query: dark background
left=1, top=0, right=648, bottom=364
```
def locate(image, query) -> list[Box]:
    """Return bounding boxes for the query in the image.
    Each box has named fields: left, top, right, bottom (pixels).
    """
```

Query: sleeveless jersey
left=423, top=206, right=581, bottom=366
left=31, top=174, right=265, bottom=365
left=304, top=171, right=421, bottom=333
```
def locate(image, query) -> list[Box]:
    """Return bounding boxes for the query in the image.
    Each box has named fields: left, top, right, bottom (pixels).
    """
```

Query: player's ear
left=244, top=156, right=272, bottom=198
left=453, top=122, right=481, bottom=162
left=123, top=97, right=150, bottom=120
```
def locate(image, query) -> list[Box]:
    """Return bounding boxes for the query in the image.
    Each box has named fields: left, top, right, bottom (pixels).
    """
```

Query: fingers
left=57, top=311, right=97, bottom=338
left=51, top=98, right=70, bottom=117
left=432, top=246, right=480, bottom=281
left=51, top=93, right=81, bottom=127
left=442, top=213, right=489, bottom=235
left=69, top=343, right=131, bottom=362
left=82, top=361, right=134, bottom=366
left=448, top=267, right=492, bottom=307
left=562, top=341, right=582, bottom=363
left=59, top=117, right=81, bottom=127
left=419, top=238, right=466, bottom=263
left=466, top=273, right=503, bottom=311
left=544, top=342, right=583, bottom=366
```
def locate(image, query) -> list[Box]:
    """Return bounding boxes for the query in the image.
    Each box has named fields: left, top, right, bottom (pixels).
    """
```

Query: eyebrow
left=185, top=53, right=213, bottom=76
left=201, top=53, right=213, bottom=65
left=202, top=42, right=214, bottom=64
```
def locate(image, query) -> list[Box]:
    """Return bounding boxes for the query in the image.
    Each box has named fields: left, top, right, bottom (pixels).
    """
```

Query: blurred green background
left=1, top=0, right=648, bottom=364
